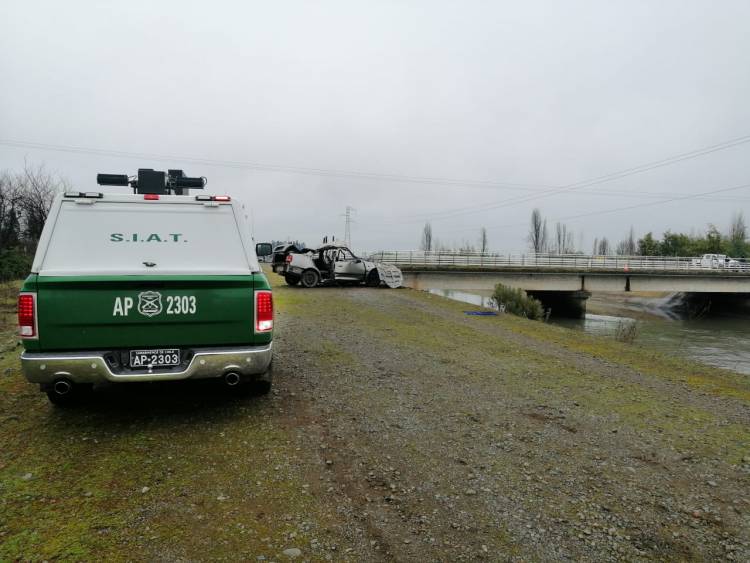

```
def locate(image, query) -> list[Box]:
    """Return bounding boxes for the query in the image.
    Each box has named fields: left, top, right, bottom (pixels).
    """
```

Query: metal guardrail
left=368, top=251, right=750, bottom=273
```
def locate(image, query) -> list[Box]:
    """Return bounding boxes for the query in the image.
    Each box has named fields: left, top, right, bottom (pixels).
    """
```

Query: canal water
left=428, top=288, right=750, bottom=375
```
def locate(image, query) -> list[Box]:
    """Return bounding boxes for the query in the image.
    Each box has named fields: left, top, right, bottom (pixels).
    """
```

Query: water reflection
left=428, top=288, right=750, bottom=375
left=428, top=288, right=496, bottom=309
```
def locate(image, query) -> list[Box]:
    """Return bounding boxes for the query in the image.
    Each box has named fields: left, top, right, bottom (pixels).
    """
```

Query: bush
left=614, top=320, right=639, bottom=344
left=0, top=247, right=32, bottom=282
left=491, top=283, right=545, bottom=320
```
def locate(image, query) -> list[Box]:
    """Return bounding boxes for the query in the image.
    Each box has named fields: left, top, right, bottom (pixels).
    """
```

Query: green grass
left=267, top=274, right=750, bottom=463
left=2, top=272, right=749, bottom=558
left=0, top=276, right=338, bottom=560
left=0, top=375, right=332, bottom=560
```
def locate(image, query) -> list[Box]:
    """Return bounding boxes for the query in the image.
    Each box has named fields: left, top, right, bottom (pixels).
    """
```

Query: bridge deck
left=371, top=251, right=750, bottom=276
left=395, top=264, right=750, bottom=277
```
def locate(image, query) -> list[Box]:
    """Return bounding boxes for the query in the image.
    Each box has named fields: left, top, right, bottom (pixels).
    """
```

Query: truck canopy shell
left=33, top=194, right=260, bottom=276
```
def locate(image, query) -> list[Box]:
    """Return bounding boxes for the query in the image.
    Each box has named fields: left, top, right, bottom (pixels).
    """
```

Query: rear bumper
left=21, top=344, right=273, bottom=384
left=272, top=264, right=304, bottom=276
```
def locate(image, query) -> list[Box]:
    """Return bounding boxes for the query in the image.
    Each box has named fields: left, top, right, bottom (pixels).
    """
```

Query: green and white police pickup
left=17, top=179, right=274, bottom=406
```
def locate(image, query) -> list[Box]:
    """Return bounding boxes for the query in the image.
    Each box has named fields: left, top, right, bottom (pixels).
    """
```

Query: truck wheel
left=253, top=380, right=272, bottom=395
left=366, top=269, right=381, bottom=287
left=300, top=269, right=319, bottom=288
left=285, top=274, right=300, bottom=286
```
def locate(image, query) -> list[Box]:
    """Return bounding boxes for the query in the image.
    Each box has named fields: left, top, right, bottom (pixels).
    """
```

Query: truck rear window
left=39, top=201, right=251, bottom=275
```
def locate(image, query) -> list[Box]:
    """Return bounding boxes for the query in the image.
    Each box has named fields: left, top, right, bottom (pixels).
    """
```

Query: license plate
left=129, top=348, right=180, bottom=368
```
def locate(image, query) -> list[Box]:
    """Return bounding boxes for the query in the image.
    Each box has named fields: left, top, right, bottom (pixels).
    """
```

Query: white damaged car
left=272, top=244, right=402, bottom=288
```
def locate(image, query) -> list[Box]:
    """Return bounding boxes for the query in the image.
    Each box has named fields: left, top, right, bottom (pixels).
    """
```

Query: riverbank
left=1, top=275, right=749, bottom=561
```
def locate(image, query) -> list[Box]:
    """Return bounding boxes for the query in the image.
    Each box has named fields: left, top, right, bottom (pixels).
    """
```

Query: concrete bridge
left=369, top=251, right=750, bottom=317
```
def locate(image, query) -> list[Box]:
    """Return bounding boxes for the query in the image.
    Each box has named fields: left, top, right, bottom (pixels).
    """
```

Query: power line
left=431, top=180, right=750, bottom=236
left=543, top=181, right=750, bottom=226
left=0, top=138, right=553, bottom=190
left=6, top=135, right=750, bottom=230
left=4, top=135, right=749, bottom=211
left=404, top=134, right=750, bottom=222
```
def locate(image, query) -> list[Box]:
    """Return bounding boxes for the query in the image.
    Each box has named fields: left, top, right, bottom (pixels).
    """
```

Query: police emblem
left=137, top=291, right=163, bottom=317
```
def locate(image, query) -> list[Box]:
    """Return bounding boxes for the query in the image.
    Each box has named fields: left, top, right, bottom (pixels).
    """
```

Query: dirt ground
left=1, top=274, right=749, bottom=561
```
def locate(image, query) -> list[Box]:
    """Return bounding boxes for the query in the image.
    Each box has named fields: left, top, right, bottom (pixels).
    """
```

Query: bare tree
left=20, top=162, right=65, bottom=242
left=597, top=237, right=610, bottom=255
left=0, top=172, right=24, bottom=249
left=528, top=208, right=548, bottom=253
left=479, top=226, right=488, bottom=254
left=728, top=211, right=747, bottom=257
left=554, top=222, right=575, bottom=254
left=0, top=162, right=67, bottom=252
left=433, top=238, right=450, bottom=252
left=615, top=226, right=637, bottom=255
left=566, top=230, right=575, bottom=253
left=420, top=222, right=433, bottom=252
left=459, top=240, right=476, bottom=253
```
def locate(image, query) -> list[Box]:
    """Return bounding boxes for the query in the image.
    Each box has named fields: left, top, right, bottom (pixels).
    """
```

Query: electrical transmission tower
left=343, top=206, right=355, bottom=247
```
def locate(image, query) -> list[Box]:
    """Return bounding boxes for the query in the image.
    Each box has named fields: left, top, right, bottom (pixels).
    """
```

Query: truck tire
left=366, top=269, right=381, bottom=287
left=253, top=380, right=272, bottom=395
left=285, top=274, right=300, bottom=286
left=300, top=269, right=319, bottom=288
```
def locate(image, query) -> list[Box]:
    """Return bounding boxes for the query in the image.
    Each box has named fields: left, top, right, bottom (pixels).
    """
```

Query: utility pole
left=343, top=206, right=355, bottom=247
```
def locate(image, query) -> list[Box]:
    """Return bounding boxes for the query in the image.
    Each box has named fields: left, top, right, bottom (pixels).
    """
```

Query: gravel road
left=268, top=281, right=750, bottom=562
left=1, top=276, right=749, bottom=561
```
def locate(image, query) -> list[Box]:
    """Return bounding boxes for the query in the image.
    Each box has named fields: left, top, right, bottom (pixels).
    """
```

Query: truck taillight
left=18, top=293, right=37, bottom=339
left=255, top=290, right=273, bottom=333
left=285, top=255, right=293, bottom=263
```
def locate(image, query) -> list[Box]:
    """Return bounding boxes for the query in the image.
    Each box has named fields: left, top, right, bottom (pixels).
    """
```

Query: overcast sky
left=2, top=1, right=750, bottom=253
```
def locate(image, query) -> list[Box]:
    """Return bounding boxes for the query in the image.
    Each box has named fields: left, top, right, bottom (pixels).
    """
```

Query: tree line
left=0, top=163, right=66, bottom=280
left=539, top=208, right=748, bottom=257
left=420, top=222, right=490, bottom=253
left=418, top=208, right=749, bottom=258
left=636, top=216, right=747, bottom=257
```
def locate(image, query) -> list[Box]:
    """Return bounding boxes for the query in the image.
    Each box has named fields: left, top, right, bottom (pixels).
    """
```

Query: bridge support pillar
left=527, top=290, right=592, bottom=319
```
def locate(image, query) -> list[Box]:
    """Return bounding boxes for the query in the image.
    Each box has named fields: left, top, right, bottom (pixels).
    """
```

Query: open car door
left=333, top=248, right=366, bottom=281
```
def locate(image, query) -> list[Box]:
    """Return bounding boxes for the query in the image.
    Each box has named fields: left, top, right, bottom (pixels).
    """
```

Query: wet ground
left=430, top=288, right=750, bottom=376
left=1, top=277, right=749, bottom=561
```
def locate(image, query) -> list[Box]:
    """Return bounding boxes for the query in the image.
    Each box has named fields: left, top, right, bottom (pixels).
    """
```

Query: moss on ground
left=2, top=272, right=749, bottom=559
left=268, top=274, right=749, bottom=463
left=0, top=278, right=337, bottom=560
left=409, top=288, right=750, bottom=402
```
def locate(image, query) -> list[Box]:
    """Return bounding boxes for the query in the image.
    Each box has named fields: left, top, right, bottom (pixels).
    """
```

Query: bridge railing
left=368, top=251, right=750, bottom=273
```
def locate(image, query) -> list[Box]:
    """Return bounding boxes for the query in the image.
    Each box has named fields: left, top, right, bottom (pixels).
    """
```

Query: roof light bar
left=195, top=195, right=231, bottom=202
left=64, top=191, right=103, bottom=198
